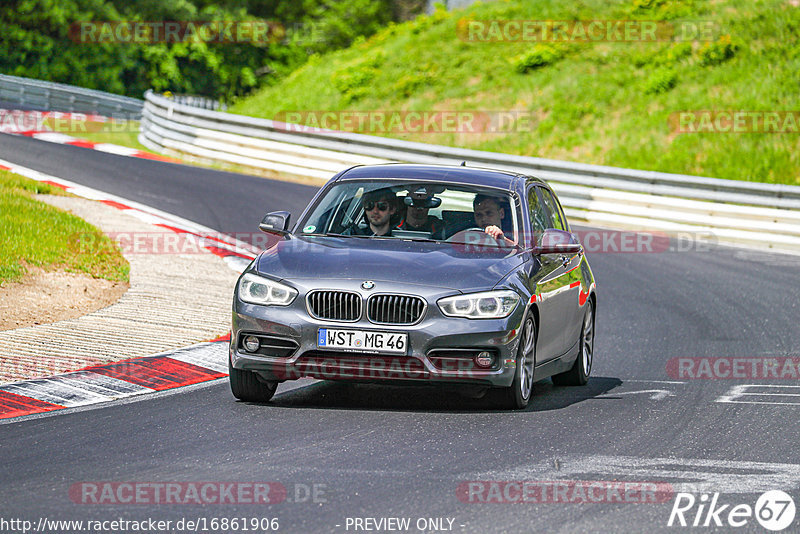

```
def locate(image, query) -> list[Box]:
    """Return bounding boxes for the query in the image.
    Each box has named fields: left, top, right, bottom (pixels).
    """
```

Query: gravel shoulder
left=0, top=266, right=128, bottom=330
left=0, top=195, right=239, bottom=384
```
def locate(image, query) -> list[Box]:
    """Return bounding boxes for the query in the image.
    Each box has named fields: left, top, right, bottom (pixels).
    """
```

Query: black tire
left=229, top=357, right=278, bottom=402
left=499, top=313, right=536, bottom=410
left=552, top=299, right=594, bottom=387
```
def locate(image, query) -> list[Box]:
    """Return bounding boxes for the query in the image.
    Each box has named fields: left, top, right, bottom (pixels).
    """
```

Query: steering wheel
left=446, top=227, right=496, bottom=243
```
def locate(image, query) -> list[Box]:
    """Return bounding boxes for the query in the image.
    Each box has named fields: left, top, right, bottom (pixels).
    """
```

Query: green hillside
left=231, top=0, right=800, bottom=185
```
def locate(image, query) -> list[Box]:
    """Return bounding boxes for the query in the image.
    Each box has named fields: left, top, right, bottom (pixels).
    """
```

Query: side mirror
left=259, top=211, right=292, bottom=238
left=533, top=228, right=582, bottom=255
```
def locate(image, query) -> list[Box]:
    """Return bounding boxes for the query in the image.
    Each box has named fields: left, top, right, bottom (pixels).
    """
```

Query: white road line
left=624, top=379, right=686, bottom=385
left=30, top=132, right=78, bottom=143
left=93, top=143, right=139, bottom=156
left=716, top=384, right=800, bottom=406
left=223, top=256, right=253, bottom=272
left=731, top=385, right=800, bottom=389
left=598, top=389, right=676, bottom=400
left=737, top=393, right=800, bottom=397
left=719, top=400, right=800, bottom=406
left=476, top=455, right=800, bottom=494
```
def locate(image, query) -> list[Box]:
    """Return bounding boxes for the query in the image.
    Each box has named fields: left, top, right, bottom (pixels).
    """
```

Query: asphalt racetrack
left=1, top=133, right=799, bottom=533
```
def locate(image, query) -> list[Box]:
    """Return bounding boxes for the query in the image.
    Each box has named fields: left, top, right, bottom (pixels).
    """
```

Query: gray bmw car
left=229, top=164, right=596, bottom=409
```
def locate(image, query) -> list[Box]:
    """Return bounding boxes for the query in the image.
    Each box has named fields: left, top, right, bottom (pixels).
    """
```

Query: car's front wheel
left=552, top=299, right=594, bottom=386
left=229, top=357, right=278, bottom=402
left=499, top=314, right=536, bottom=410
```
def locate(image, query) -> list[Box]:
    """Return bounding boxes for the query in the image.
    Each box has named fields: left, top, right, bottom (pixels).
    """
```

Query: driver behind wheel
left=473, top=194, right=516, bottom=246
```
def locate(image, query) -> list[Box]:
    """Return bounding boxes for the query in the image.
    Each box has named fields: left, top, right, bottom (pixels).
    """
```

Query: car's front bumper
left=230, top=279, right=526, bottom=388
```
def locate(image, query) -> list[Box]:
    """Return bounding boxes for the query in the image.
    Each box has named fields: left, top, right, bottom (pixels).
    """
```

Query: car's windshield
left=297, top=179, right=520, bottom=247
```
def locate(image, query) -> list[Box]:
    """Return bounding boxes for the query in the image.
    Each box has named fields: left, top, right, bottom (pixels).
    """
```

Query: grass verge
left=41, top=118, right=151, bottom=153
left=0, top=170, right=129, bottom=285
left=230, top=0, right=800, bottom=185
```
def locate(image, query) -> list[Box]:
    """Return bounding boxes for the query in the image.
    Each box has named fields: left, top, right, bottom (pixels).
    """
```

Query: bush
left=331, top=51, right=386, bottom=102
left=0, top=0, right=412, bottom=100
left=299, top=0, right=393, bottom=53
left=513, top=45, right=562, bottom=73
left=663, top=42, right=693, bottom=64
left=630, top=0, right=694, bottom=18
left=699, top=35, right=739, bottom=66
left=392, top=73, right=430, bottom=97
left=642, top=68, right=677, bottom=94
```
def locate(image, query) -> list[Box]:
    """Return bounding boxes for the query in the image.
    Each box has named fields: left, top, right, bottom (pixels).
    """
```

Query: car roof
left=337, top=163, right=546, bottom=191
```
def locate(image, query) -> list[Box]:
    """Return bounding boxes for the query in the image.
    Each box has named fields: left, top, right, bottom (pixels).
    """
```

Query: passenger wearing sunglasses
left=349, top=190, right=398, bottom=236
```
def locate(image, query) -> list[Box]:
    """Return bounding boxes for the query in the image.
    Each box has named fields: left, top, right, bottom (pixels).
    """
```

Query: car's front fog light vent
left=428, top=348, right=499, bottom=371
left=238, top=334, right=298, bottom=358
left=367, top=294, right=426, bottom=325
left=307, top=290, right=362, bottom=322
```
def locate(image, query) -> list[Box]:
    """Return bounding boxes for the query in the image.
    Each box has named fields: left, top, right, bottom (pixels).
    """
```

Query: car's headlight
left=437, top=290, right=520, bottom=319
left=238, top=273, right=297, bottom=306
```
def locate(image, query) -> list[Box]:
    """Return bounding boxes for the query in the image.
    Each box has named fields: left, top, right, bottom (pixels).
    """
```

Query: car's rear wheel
left=229, top=357, right=278, bottom=402
left=552, top=300, right=594, bottom=386
left=499, top=314, right=536, bottom=410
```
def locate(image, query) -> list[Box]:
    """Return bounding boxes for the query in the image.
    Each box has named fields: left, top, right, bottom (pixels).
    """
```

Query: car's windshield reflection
left=297, top=179, right=520, bottom=248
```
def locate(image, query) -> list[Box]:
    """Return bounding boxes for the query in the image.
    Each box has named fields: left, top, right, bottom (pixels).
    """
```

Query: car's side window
left=527, top=187, right=547, bottom=240
left=538, top=188, right=565, bottom=231
left=554, top=194, right=569, bottom=232
left=550, top=190, right=569, bottom=232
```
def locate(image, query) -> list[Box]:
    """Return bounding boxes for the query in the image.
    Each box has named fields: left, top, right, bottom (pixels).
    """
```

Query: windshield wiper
left=398, top=237, right=439, bottom=243
left=303, top=233, right=442, bottom=243
left=302, top=232, right=363, bottom=238
left=304, top=233, right=380, bottom=239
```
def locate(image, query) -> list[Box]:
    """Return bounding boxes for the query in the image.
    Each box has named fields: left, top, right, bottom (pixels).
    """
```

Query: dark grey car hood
left=254, top=236, right=525, bottom=292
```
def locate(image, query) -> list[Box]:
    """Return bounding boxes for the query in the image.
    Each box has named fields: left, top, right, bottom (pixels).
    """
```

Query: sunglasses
left=364, top=201, right=390, bottom=211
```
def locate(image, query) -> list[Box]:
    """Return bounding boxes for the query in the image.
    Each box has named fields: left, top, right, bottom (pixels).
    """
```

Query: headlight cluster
left=238, top=273, right=297, bottom=306
left=437, top=290, right=520, bottom=319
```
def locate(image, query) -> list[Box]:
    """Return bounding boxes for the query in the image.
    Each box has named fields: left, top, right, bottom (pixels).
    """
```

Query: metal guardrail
left=0, top=74, right=143, bottom=118
left=167, top=94, right=226, bottom=111
left=140, top=89, right=800, bottom=253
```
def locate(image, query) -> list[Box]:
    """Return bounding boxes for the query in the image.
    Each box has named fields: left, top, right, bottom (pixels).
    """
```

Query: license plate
left=317, top=328, right=408, bottom=354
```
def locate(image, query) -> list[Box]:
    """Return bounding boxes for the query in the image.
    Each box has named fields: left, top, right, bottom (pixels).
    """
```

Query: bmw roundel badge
left=361, top=281, right=375, bottom=290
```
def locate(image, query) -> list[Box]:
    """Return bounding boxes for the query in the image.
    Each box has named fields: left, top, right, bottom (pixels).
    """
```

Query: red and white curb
left=0, top=159, right=271, bottom=420
left=13, top=130, right=181, bottom=163
left=0, top=334, right=231, bottom=421
left=0, top=158, right=260, bottom=271
left=1, top=108, right=180, bottom=163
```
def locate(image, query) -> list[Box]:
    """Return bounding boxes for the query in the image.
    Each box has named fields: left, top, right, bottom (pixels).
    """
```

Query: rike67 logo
left=668, top=490, right=796, bottom=531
